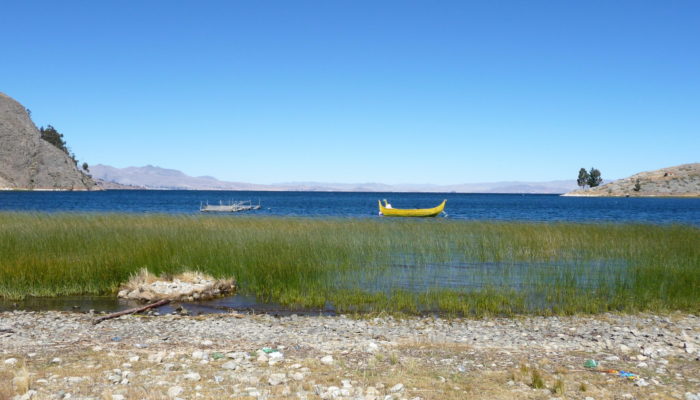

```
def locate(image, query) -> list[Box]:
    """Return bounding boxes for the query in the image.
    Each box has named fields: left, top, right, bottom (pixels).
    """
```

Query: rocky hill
left=0, top=93, right=98, bottom=190
left=563, top=163, right=700, bottom=197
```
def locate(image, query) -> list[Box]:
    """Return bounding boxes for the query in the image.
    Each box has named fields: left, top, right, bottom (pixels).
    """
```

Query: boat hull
left=378, top=200, right=446, bottom=217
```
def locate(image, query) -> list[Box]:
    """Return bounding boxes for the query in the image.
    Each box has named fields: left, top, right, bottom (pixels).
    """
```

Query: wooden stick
left=93, top=299, right=171, bottom=325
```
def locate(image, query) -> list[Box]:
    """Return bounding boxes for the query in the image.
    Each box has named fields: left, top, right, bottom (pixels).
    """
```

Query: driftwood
left=93, top=299, right=170, bottom=325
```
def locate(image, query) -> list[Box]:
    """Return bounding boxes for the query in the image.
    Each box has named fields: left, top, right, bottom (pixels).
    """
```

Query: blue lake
left=0, top=190, right=699, bottom=225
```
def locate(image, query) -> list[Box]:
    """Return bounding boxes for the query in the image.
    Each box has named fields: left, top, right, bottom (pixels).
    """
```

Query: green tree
left=587, top=168, right=602, bottom=188
left=39, top=125, right=69, bottom=154
left=577, top=168, right=589, bottom=189
left=82, top=162, right=89, bottom=172
left=633, top=179, right=641, bottom=192
left=39, top=125, right=78, bottom=165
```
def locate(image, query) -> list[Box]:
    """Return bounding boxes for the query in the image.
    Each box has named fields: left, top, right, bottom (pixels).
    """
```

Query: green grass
left=0, top=213, right=698, bottom=316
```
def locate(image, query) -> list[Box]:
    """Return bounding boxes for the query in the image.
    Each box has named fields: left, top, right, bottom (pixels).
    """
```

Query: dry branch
left=93, top=299, right=170, bottom=325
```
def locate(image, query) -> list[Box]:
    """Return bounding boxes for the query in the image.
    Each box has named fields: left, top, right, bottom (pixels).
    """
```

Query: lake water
left=1, top=190, right=697, bottom=314
left=1, top=190, right=699, bottom=224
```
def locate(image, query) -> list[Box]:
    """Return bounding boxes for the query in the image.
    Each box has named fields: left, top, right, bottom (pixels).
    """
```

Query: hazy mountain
left=92, top=164, right=578, bottom=193
left=0, top=92, right=97, bottom=191
left=90, top=164, right=275, bottom=190
left=563, top=163, right=700, bottom=197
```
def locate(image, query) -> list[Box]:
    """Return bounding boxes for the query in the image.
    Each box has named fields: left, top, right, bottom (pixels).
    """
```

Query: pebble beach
left=1, top=311, right=699, bottom=400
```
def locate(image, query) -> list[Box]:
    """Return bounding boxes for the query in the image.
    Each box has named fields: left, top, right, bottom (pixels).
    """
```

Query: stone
left=167, top=386, right=184, bottom=398
left=268, top=373, right=286, bottom=386
left=221, top=361, right=237, bottom=370
left=111, top=395, right=125, bottom=400
left=183, top=372, right=201, bottom=381
left=389, top=383, right=404, bottom=393
left=4, top=358, right=18, bottom=366
left=320, top=355, right=334, bottom=365
left=148, top=351, right=166, bottom=363
left=634, top=378, right=649, bottom=387
left=291, top=372, right=304, bottom=381
left=684, top=342, right=696, bottom=354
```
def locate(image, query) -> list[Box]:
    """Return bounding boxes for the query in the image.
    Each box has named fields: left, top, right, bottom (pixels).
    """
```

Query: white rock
left=634, top=378, right=649, bottom=387
left=221, top=361, right=238, bottom=370
left=167, top=386, right=184, bottom=398
left=4, top=358, right=18, bottom=366
left=129, top=356, right=140, bottom=363
left=637, top=362, right=648, bottom=368
left=111, top=395, right=125, bottom=400
left=51, top=357, right=62, bottom=364
left=684, top=342, right=696, bottom=354
left=619, top=344, right=631, bottom=353
left=191, top=350, right=207, bottom=360
left=268, top=373, right=286, bottom=385
left=184, top=372, right=201, bottom=381
left=291, top=372, right=304, bottom=381
left=389, top=383, right=404, bottom=393
left=148, top=351, right=166, bottom=363
left=320, top=355, right=334, bottom=365
left=684, top=393, right=700, bottom=400
left=19, top=391, right=36, bottom=400
left=201, top=340, right=213, bottom=346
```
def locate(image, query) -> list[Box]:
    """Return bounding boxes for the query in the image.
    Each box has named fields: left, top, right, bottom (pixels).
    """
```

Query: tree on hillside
left=577, top=168, right=589, bottom=189
left=82, top=162, right=89, bottom=172
left=39, top=125, right=69, bottom=154
left=587, top=168, right=602, bottom=188
left=39, top=125, right=78, bottom=166
left=633, top=179, right=641, bottom=192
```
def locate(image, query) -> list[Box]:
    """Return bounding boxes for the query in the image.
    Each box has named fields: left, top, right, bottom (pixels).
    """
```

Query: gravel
left=1, top=311, right=699, bottom=399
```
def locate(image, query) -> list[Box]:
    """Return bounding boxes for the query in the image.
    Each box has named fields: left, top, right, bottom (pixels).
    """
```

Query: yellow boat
left=378, top=199, right=446, bottom=217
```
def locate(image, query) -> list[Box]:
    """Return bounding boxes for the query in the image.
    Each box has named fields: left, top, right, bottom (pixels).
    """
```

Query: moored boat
left=378, top=199, right=446, bottom=217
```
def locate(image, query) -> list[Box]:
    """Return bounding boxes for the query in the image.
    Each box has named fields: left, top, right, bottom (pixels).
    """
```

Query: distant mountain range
left=91, top=164, right=578, bottom=193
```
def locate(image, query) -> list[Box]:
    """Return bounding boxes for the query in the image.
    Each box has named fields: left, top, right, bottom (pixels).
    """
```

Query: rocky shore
left=1, top=311, right=699, bottom=400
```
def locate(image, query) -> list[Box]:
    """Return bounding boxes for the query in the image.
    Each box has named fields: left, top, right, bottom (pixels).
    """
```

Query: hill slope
left=563, top=163, right=700, bottom=197
left=0, top=93, right=97, bottom=190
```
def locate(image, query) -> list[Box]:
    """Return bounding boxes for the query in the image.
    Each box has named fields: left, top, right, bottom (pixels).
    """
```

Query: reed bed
left=0, top=213, right=697, bottom=316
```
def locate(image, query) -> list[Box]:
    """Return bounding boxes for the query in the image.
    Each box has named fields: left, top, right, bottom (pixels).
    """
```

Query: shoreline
left=1, top=311, right=699, bottom=399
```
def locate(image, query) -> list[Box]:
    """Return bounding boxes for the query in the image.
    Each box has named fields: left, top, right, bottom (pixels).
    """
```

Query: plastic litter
left=261, top=347, right=279, bottom=354
left=607, top=370, right=639, bottom=380
left=584, top=359, right=598, bottom=368
left=111, top=336, right=122, bottom=342
left=211, top=352, right=225, bottom=360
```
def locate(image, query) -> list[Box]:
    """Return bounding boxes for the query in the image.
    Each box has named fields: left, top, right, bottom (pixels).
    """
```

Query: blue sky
left=2, top=0, right=698, bottom=184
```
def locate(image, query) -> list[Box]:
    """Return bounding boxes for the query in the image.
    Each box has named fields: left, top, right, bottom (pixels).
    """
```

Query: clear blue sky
left=2, top=0, right=698, bottom=184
